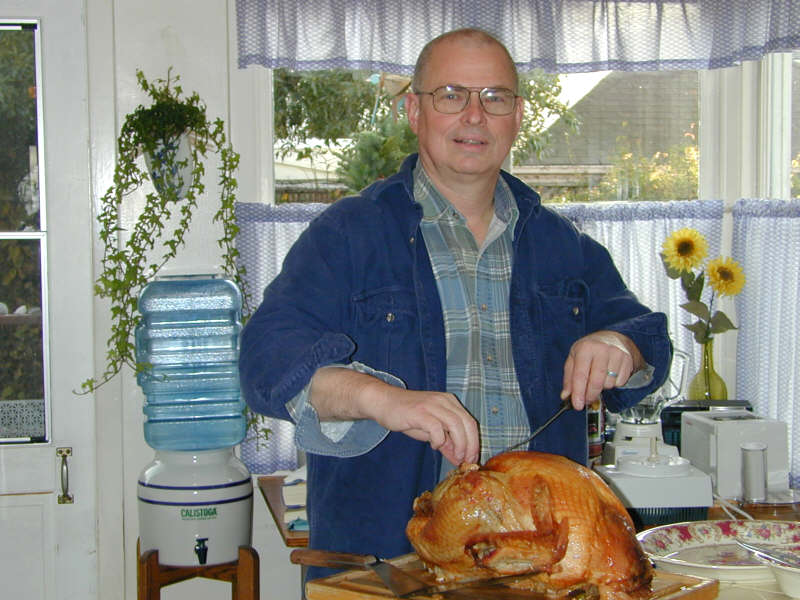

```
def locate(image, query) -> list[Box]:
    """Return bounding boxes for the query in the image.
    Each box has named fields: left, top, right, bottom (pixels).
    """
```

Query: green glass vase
left=687, top=338, right=728, bottom=401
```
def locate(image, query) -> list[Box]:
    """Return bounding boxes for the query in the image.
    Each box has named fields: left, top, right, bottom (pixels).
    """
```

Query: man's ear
left=513, top=96, right=525, bottom=135
left=406, top=92, right=420, bottom=133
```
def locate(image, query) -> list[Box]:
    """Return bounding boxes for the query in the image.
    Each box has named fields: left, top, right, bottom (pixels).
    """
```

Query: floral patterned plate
left=636, top=520, right=800, bottom=582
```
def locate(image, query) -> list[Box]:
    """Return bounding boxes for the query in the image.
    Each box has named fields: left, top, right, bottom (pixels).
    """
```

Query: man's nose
left=461, top=90, right=487, bottom=123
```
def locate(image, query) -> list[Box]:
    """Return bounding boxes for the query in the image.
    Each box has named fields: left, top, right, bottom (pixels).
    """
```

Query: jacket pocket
left=351, top=286, right=418, bottom=371
left=532, top=278, right=589, bottom=361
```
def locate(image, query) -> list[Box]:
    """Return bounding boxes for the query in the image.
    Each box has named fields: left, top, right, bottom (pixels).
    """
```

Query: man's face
left=406, top=38, right=523, bottom=189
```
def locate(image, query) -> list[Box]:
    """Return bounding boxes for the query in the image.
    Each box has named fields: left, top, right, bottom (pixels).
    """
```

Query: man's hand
left=560, top=331, right=645, bottom=410
left=310, top=367, right=480, bottom=466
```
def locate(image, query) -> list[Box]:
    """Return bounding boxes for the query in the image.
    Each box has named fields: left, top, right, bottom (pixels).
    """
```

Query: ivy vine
left=80, top=69, right=249, bottom=394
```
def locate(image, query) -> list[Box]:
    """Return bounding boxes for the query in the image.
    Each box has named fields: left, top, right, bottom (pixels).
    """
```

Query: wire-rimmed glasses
left=414, top=85, right=519, bottom=116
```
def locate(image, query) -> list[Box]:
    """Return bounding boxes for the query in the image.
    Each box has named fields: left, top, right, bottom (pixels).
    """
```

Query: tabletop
left=716, top=580, right=793, bottom=599
left=257, top=474, right=309, bottom=548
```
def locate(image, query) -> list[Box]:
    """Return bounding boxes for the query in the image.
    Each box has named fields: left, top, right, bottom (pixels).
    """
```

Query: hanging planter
left=143, top=132, right=194, bottom=200
left=81, top=68, right=245, bottom=391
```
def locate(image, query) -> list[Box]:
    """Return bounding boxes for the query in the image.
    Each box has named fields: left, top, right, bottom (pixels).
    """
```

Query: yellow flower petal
left=662, top=228, right=708, bottom=272
left=707, top=256, right=746, bottom=296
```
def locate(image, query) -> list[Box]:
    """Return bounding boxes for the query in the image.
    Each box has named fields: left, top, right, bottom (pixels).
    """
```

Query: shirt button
left=491, top=406, right=499, bottom=414
left=486, top=354, right=494, bottom=362
left=480, top=303, right=488, bottom=311
left=385, top=312, right=395, bottom=322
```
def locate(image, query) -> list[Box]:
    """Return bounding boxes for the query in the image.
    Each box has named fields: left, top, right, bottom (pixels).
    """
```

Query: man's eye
left=484, top=92, right=511, bottom=103
left=442, top=91, right=464, bottom=101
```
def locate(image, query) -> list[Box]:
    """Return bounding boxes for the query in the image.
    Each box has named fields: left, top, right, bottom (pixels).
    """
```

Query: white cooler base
left=138, top=448, right=253, bottom=566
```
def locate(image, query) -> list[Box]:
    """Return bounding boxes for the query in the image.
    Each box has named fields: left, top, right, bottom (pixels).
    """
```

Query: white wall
left=85, top=1, right=294, bottom=598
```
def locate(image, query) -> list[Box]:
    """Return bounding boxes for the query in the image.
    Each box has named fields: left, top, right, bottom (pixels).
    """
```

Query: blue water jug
left=134, top=275, right=246, bottom=451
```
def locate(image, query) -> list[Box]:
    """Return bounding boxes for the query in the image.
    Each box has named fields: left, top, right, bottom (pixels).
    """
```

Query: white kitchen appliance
left=680, top=409, right=790, bottom=500
left=596, top=350, right=713, bottom=527
left=601, top=349, right=689, bottom=466
left=594, top=445, right=713, bottom=526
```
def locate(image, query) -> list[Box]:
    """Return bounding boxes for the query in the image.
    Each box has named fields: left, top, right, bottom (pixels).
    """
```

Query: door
left=0, top=5, right=98, bottom=600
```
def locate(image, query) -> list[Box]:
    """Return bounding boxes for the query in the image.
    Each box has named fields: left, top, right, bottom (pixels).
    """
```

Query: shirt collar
left=412, top=162, right=518, bottom=234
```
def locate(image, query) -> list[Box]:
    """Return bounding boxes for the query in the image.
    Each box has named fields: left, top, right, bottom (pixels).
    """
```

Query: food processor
left=601, top=349, right=689, bottom=465
left=595, top=349, right=714, bottom=528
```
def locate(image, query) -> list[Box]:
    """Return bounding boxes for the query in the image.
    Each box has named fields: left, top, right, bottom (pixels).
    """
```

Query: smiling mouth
left=454, top=137, right=487, bottom=146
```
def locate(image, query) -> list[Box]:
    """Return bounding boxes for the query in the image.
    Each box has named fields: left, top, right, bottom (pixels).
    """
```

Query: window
left=513, top=70, right=699, bottom=203
left=0, top=22, right=48, bottom=443
left=265, top=67, right=701, bottom=205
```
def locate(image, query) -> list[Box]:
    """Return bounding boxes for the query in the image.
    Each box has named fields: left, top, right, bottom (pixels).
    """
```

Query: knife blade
left=290, top=548, right=430, bottom=597
left=736, top=538, right=800, bottom=569
left=294, top=549, right=592, bottom=599
left=503, top=399, right=572, bottom=453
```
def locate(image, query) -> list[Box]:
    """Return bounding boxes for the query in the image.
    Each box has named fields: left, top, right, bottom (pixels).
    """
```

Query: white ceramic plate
left=636, top=520, right=800, bottom=582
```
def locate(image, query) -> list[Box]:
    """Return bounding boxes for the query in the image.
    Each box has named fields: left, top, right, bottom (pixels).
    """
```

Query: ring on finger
left=606, top=370, right=618, bottom=378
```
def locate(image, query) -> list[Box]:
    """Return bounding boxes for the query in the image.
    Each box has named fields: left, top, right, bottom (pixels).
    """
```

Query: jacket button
left=572, top=306, right=580, bottom=316
left=385, top=312, right=395, bottom=322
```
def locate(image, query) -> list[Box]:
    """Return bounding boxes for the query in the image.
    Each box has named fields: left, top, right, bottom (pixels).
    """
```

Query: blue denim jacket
left=239, top=155, right=672, bottom=577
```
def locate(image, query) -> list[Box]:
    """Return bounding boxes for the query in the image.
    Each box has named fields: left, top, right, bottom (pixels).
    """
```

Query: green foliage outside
left=273, top=69, right=377, bottom=160
left=547, top=124, right=699, bottom=203
left=513, top=71, right=579, bottom=165
left=336, top=115, right=418, bottom=192
left=0, top=28, right=44, bottom=400
left=595, top=124, right=698, bottom=201
left=273, top=68, right=578, bottom=195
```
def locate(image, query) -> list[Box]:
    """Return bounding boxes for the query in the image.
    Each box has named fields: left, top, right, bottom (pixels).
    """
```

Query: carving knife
left=503, top=398, right=573, bottom=453
left=292, top=549, right=588, bottom=598
left=290, top=549, right=430, bottom=597
left=736, top=539, right=800, bottom=569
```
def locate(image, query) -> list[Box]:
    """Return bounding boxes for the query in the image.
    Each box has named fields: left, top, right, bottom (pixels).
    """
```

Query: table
left=716, top=580, right=793, bottom=599
left=257, top=475, right=309, bottom=547
left=256, top=478, right=800, bottom=597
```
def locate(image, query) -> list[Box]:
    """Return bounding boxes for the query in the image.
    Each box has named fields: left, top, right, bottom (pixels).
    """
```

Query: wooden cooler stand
left=137, top=538, right=259, bottom=600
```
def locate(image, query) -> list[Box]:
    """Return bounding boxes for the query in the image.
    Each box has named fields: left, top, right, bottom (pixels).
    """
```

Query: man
left=240, top=28, right=671, bottom=579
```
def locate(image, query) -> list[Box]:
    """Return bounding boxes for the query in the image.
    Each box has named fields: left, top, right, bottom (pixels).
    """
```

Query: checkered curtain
left=236, top=0, right=800, bottom=74
left=236, top=202, right=329, bottom=473
left=237, top=199, right=780, bottom=475
left=733, top=199, right=800, bottom=482
left=556, top=200, right=724, bottom=367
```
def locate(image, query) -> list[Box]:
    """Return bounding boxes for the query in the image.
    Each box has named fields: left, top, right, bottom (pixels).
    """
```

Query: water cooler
left=135, top=275, right=253, bottom=566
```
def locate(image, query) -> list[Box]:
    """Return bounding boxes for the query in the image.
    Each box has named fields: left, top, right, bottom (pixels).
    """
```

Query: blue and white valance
left=236, top=0, right=800, bottom=74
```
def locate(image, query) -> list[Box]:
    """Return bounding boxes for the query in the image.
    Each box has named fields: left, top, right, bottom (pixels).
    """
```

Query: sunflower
left=707, top=256, right=746, bottom=296
left=661, top=228, right=708, bottom=272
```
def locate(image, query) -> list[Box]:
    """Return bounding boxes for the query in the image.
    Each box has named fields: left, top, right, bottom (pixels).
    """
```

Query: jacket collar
left=360, top=153, right=542, bottom=236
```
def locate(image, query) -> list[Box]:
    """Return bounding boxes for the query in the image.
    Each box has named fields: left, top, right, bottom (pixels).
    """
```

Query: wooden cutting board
left=305, top=554, right=719, bottom=600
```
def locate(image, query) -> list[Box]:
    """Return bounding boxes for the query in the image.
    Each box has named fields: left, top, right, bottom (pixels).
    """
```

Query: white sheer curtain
left=236, top=203, right=326, bottom=473
left=236, top=0, right=800, bottom=74
left=733, top=199, right=800, bottom=481
left=238, top=199, right=789, bottom=473
left=555, top=200, right=724, bottom=368
left=237, top=199, right=800, bottom=477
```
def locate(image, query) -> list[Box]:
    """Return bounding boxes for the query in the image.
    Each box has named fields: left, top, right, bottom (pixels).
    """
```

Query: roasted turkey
left=406, top=451, right=652, bottom=599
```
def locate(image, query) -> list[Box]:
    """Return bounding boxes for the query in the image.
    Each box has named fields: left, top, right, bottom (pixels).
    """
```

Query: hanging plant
left=80, top=68, right=249, bottom=394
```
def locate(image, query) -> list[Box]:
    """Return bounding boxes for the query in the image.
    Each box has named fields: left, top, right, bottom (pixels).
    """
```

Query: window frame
left=0, top=19, right=51, bottom=444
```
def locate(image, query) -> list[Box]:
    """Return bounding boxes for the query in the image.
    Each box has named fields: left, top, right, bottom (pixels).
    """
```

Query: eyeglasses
left=414, top=85, right=519, bottom=116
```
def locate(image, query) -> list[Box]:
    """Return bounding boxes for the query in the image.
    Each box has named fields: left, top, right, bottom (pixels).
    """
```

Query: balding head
left=412, top=28, right=519, bottom=94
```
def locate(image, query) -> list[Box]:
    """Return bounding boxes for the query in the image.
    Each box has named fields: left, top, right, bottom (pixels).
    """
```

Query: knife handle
left=290, top=548, right=378, bottom=569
